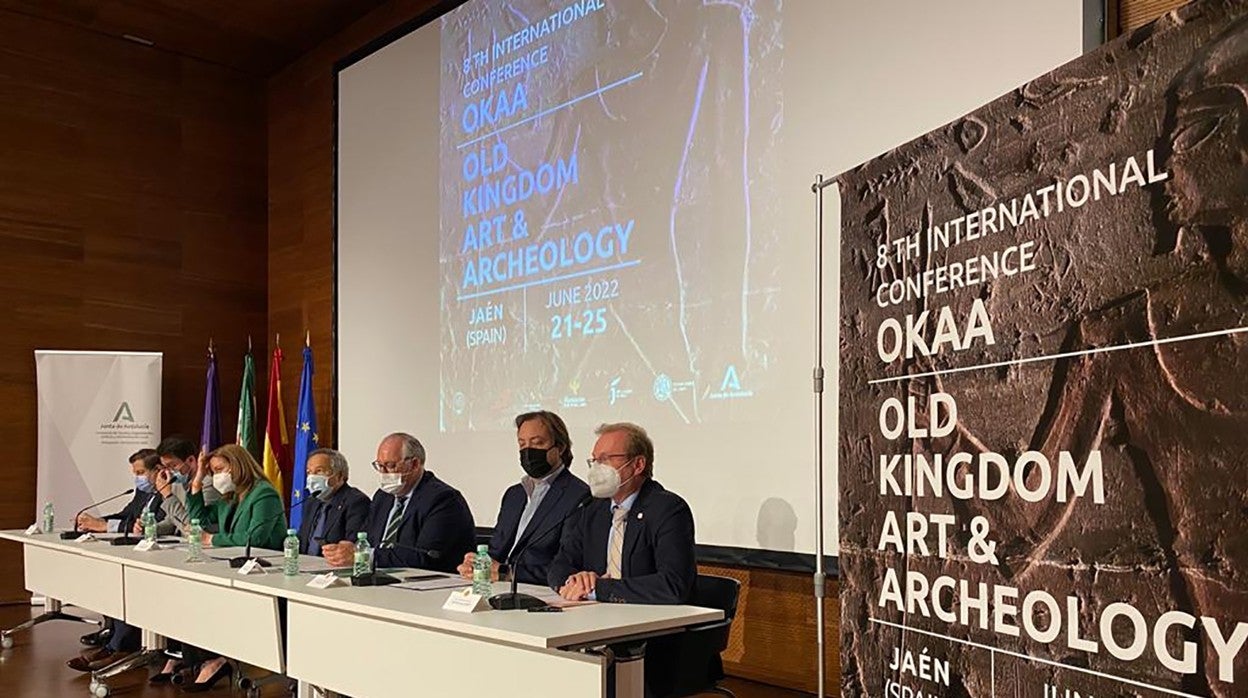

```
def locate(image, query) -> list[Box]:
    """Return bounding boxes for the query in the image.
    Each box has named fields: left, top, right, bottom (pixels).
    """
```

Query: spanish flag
left=262, top=341, right=290, bottom=505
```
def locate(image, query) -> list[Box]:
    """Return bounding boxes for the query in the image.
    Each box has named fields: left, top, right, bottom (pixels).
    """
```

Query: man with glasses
left=548, top=422, right=696, bottom=605
left=321, top=433, right=474, bottom=572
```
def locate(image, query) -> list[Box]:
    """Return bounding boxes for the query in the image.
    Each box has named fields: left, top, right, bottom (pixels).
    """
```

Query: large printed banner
left=837, top=2, right=1247, bottom=696
left=35, top=351, right=161, bottom=522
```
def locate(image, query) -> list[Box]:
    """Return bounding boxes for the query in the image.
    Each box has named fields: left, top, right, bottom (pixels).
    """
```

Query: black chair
left=659, top=574, right=741, bottom=698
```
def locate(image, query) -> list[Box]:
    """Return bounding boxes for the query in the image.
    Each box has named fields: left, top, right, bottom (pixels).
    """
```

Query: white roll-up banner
left=34, top=351, right=162, bottom=523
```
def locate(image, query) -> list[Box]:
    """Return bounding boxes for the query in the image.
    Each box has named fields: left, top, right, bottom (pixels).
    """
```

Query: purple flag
left=201, top=343, right=222, bottom=453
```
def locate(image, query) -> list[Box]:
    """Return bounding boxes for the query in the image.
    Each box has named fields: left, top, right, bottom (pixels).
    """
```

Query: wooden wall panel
left=1119, top=0, right=1192, bottom=33
left=0, top=0, right=390, bottom=76
left=700, top=565, right=838, bottom=695
left=268, top=0, right=447, bottom=454
left=0, top=9, right=267, bottom=603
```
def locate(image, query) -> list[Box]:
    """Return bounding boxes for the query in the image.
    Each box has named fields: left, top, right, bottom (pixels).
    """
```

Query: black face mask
left=519, top=447, right=555, bottom=479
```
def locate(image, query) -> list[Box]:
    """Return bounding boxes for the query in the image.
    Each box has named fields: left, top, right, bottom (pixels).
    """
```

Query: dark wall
left=0, top=9, right=268, bottom=602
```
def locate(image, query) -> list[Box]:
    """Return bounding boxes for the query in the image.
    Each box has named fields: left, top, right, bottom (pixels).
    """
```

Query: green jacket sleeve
left=210, top=484, right=287, bottom=550
left=186, top=489, right=212, bottom=528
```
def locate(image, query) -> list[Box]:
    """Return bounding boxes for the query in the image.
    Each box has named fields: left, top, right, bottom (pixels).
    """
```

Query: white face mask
left=378, top=472, right=404, bottom=495
left=212, top=471, right=235, bottom=494
left=307, top=474, right=332, bottom=500
left=588, top=460, right=636, bottom=499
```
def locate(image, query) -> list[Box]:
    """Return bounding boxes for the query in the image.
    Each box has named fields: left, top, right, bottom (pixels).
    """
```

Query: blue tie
left=308, top=504, right=329, bottom=556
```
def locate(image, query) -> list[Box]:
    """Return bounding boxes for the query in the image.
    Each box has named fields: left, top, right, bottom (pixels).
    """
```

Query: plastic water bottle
left=186, top=519, right=205, bottom=563
left=283, top=529, right=300, bottom=577
left=142, top=510, right=156, bottom=542
left=352, top=532, right=373, bottom=578
left=41, top=502, right=54, bottom=534
left=472, top=544, right=493, bottom=596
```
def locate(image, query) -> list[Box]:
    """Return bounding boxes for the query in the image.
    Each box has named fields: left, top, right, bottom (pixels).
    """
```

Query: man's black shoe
left=79, top=627, right=112, bottom=647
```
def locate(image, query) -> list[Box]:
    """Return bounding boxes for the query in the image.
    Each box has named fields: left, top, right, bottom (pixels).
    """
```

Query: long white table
left=4, top=532, right=286, bottom=674
left=0, top=530, right=721, bottom=697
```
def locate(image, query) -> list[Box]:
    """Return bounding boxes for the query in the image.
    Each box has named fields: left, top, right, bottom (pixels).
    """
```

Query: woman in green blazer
left=187, top=443, right=286, bottom=551
left=181, top=443, right=287, bottom=691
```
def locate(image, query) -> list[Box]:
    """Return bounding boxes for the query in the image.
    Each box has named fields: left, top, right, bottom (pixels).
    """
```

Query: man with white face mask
left=547, top=422, right=696, bottom=605
left=297, top=448, right=370, bottom=556
left=321, top=433, right=475, bottom=572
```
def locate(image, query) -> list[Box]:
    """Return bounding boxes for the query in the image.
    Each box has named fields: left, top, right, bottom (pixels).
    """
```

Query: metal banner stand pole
left=810, top=173, right=836, bottom=698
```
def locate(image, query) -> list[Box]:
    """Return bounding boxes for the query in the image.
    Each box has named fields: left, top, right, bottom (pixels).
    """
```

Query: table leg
left=1, top=596, right=100, bottom=649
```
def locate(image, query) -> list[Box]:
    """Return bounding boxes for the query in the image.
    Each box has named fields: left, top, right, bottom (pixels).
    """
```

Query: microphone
left=61, top=489, right=135, bottom=539
left=350, top=543, right=443, bottom=587
left=387, top=543, right=442, bottom=559
left=229, top=488, right=315, bottom=568
left=294, top=488, right=319, bottom=510
left=229, top=528, right=273, bottom=568
left=489, top=493, right=593, bottom=610
left=111, top=492, right=163, bottom=546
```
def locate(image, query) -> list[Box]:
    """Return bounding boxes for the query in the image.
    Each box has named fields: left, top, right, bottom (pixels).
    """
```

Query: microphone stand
left=228, top=488, right=315, bottom=568
left=110, top=492, right=162, bottom=546
left=489, top=494, right=592, bottom=610
left=61, top=489, right=135, bottom=540
left=350, top=544, right=442, bottom=587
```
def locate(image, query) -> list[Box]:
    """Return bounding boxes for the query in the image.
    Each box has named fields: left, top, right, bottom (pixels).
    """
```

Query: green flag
left=237, top=347, right=258, bottom=459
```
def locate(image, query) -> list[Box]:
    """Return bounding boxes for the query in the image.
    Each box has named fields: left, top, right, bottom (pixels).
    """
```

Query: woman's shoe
left=180, top=660, right=232, bottom=693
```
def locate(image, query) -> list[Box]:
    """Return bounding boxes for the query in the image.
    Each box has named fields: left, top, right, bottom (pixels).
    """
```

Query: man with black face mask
left=458, top=411, right=589, bottom=585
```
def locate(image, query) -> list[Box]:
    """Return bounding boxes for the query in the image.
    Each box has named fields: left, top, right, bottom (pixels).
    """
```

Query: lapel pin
left=637, top=512, right=643, bottom=520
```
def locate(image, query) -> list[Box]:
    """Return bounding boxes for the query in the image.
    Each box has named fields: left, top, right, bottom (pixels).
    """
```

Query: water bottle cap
left=477, top=544, right=489, bottom=554
left=191, top=518, right=200, bottom=525
left=287, top=528, right=297, bottom=535
left=357, top=532, right=368, bottom=541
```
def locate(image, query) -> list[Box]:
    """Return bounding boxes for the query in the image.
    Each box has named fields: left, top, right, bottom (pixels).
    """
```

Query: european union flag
left=290, top=342, right=317, bottom=529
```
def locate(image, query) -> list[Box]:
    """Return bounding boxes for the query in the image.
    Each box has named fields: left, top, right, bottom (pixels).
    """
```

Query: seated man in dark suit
left=457, top=410, right=590, bottom=585
left=322, top=433, right=475, bottom=573
left=68, top=449, right=165, bottom=671
left=298, top=447, right=370, bottom=556
left=74, top=448, right=165, bottom=535
left=548, top=422, right=698, bottom=697
left=548, top=422, right=696, bottom=604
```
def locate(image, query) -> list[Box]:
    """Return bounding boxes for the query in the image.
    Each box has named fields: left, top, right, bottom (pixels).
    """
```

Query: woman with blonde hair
left=179, top=443, right=286, bottom=691
left=187, top=444, right=286, bottom=549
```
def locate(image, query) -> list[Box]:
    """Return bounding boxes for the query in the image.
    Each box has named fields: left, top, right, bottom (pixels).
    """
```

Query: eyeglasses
left=371, top=458, right=413, bottom=473
left=586, top=453, right=633, bottom=468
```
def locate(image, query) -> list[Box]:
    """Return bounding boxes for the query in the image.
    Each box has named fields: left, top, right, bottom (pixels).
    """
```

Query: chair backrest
left=657, top=575, right=741, bottom=697
left=692, top=574, right=740, bottom=622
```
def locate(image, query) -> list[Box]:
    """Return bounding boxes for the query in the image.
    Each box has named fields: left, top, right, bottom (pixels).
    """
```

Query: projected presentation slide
left=437, top=0, right=784, bottom=432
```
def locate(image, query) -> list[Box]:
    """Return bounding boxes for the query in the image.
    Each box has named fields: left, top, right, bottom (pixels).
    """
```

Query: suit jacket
left=366, top=471, right=475, bottom=573
left=488, top=467, right=590, bottom=585
left=187, top=480, right=287, bottom=550
left=105, top=490, right=165, bottom=534
left=297, top=483, right=371, bottom=554
left=547, top=479, right=697, bottom=604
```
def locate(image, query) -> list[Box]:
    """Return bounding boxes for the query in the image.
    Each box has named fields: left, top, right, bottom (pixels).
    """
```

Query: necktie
left=382, top=496, right=408, bottom=547
left=607, top=505, right=628, bottom=578
left=309, top=504, right=329, bottom=556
